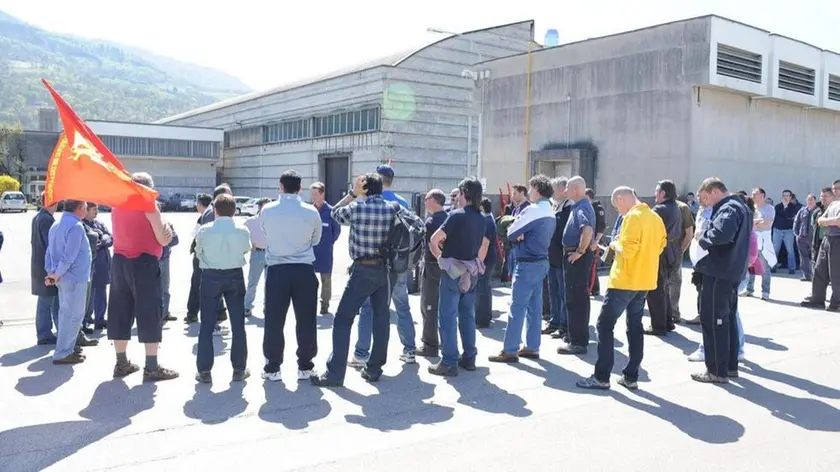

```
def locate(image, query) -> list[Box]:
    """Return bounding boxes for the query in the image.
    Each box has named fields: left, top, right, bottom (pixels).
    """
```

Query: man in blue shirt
left=428, top=177, right=490, bottom=376
left=490, top=175, right=555, bottom=363
left=45, top=200, right=92, bottom=364
left=417, top=189, right=448, bottom=357
left=558, top=176, right=596, bottom=355
left=310, top=182, right=341, bottom=315
left=352, top=165, right=418, bottom=365
left=476, top=197, right=499, bottom=328
left=259, top=170, right=323, bottom=382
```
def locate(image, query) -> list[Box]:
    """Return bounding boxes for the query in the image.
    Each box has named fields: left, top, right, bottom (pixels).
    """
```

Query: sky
left=1, top=0, right=839, bottom=91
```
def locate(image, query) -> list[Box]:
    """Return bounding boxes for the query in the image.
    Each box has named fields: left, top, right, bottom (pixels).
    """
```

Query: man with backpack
left=312, top=172, right=423, bottom=387
left=351, top=165, right=421, bottom=366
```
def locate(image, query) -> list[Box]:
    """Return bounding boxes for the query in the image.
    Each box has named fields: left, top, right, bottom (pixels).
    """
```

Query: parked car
left=240, top=198, right=259, bottom=216
left=176, top=194, right=196, bottom=212
left=0, top=191, right=27, bottom=213
left=234, top=196, right=251, bottom=215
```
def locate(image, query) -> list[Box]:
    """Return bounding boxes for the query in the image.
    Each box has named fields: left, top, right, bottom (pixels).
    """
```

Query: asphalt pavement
left=1, top=211, right=839, bottom=472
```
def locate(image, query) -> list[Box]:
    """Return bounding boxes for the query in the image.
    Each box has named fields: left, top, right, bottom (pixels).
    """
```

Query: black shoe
left=76, top=336, right=99, bottom=347
left=143, top=366, right=179, bottom=382
left=415, top=345, right=439, bottom=358
left=320, top=305, right=330, bottom=315
left=428, top=362, right=459, bottom=377
left=801, top=277, right=812, bottom=282
left=94, top=322, right=107, bottom=330
left=542, top=313, right=550, bottom=322
left=81, top=326, right=94, bottom=335
left=800, top=299, right=825, bottom=309
left=684, top=316, right=701, bottom=325
left=556, top=343, right=587, bottom=355
left=550, top=329, right=568, bottom=339
left=195, top=371, right=212, bottom=384
left=37, top=336, right=58, bottom=346
left=232, top=368, right=250, bottom=381
left=217, top=309, right=228, bottom=322
left=113, top=362, right=140, bottom=378
left=53, top=352, right=86, bottom=365
left=310, top=372, right=343, bottom=388
left=360, top=369, right=381, bottom=382
left=827, top=305, right=840, bottom=312
left=184, top=314, right=198, bottom=324
left=458, top=357, right=477, bottom=371
left=727, top=370, right=739, bottom=378
left=541, top=324, right=559, bottom=335
left=475, top=322, right=490, bottom=329
left=644, top=328, right=668, bottom=337
left=770, top=268, right=777, bottom=274
left=163, top=313, right=177, bottom=322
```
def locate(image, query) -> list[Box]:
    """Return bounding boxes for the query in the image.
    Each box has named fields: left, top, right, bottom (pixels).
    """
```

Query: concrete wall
left=384, top=21, right=534, bottom=194
left=119, top=156, right=217, bottom=197
left=479, top=17, right=712, bottom=198
left=689, top=87, right=840, bottom=197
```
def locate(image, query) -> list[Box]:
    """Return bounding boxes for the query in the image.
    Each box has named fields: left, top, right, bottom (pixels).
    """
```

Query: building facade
left=157, top=21, right=535, bottom=204
left=15, top=118, right=222, bottom=201
left=476, top=15, right=840, bottom=214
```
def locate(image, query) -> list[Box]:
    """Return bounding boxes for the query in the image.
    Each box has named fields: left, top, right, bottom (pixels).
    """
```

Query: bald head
left=567, top=176, right=587, bottom=201
left=611, top=186, right=638, bottom=215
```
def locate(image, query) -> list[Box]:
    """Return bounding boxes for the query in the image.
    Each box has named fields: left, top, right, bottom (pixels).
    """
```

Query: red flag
left=41, top=79, right=158, bottom=212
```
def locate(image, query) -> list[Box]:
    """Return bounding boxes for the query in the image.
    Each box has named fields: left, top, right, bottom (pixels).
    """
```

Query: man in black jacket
left=186, top=188, right=228, bottom=325
left=543, top=177, right=573, bottom=338
left=586, top=188, right=607, bottom=296
left=692, top=177, right=752, bottom=384
left=31, top=195, right=59, bottom=345
left=645, top=180, right=683, bottom=335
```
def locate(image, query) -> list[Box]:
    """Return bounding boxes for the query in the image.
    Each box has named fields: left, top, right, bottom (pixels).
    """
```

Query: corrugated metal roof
left=156, top=20, right=534, bottom=124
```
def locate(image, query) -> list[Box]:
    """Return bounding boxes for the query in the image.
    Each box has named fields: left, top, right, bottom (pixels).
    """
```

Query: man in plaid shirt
left=312, top=172, right=423, bottom=387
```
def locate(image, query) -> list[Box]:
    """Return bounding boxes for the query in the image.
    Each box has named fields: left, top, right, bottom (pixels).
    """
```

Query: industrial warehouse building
left=477, top=15, right=840, bottom=207
left=14, top=112, right=222, bottom=201
left=157, top=21, right=534, bottom=204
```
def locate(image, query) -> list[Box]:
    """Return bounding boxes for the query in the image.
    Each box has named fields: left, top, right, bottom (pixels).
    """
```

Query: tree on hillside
left=0, top=125, right=25, bottom=182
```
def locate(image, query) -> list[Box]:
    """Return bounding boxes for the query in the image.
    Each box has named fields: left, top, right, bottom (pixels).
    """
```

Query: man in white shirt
left=243, top=198, right=273, bottom=317
left=746, top=188, right=775, bottom=300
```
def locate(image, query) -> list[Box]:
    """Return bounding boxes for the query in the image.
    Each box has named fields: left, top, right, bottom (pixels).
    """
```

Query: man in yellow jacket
left=577, top=186, right=666, bottom=390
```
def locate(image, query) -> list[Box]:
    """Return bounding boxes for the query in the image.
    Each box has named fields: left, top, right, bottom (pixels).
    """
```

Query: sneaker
left=213, top=325, right=229, bottom=337
left=347, top=356, right=367, bottom=369
left=53, top=352, right=86, bottom=365
left=517, top=348, right=540, bottom=360
left=458, top=357, right=476, bottom=371
left=195, top=371, right=212, bottom=384
left=360, top=368, right=380, bottom=382
left=310, top=372, right=343, bottom=388
left=143, top=366, right=179, bottom=382
left=428, top=362, right=459, bottom=377
left=687, top=348, right=705, bottom=362
left=760, top=293, right=770, bottom=301
left=261, top=370, right=282, bottom=382
left=488, top=351, right=519, bottom=363
left=399, top=351, right=417, bottom=364
left=690, top=371, right=729, bottom=384
left=617, top=376, right=638, bottom=390
left=233, top=369, right=251, bottom=382
left=576, top=375, right=610, bottom=390
left=113, top=362, right=140, bottom=378
left=415, top=345, right=439, bottom=358
left=297, top=369, right=316, bottom=381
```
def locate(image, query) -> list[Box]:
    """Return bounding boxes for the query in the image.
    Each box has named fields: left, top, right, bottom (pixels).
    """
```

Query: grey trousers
left=420, top=261, right=442, bottom=349
left=811, top=236, right=840, bottom=305
left=319, top=273, right=332, bottom=312
left=797, top=238, right=813, bottom=280
left=667, top=256, right=683, bottom=320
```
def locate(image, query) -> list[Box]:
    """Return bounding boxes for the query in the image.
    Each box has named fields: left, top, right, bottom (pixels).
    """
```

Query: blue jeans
left=474, top=272, right=492, bottom=326
left=197, top=269, right=247, bottom=372
left=54, top=281, right=88, bottom=360
left=773, top=228, right=796, bottom=270
left=354, top=271, right=415, bottom=359
left=326, top=263, right=395, bottom=382
left=244, top=249, right=267, bottom=311
left=593, top=289, right=647, bottom=382
left=35, top=295, right=59, bottom=342
left=438, top=271, right=478, bottom=366
left=503, top=260, right=550, bottom=354
left=746, top=251, right=772, bottom=296
left=547, top=266, right=567, bottom=329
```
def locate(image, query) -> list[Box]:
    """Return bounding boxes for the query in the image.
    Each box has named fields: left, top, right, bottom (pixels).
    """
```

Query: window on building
left=829, top=75, right=840, bottom=103
left=778, top=61, right=816, bottom=96
left=716, top=44, right=762, bottom=84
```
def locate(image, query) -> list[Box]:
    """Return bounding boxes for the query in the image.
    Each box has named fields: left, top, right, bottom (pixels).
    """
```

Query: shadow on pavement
left=317, top=313, right=334, bottom=330
left=190, top=338, right=229, bottom=357
left=659, top=330, right=699, bottom=356
left=744, top=335, right=788, bottom=351
left=183, top=381, right=248, bottom=425
left=741, top=361, right=840, bottom=400
left=336, top=366, right=454, bottom=431
left=14, top=356, right=74, bottom=396
left=728, top=374, right=840, bottom=432
left=447, top=366, right=532, bottom=418
left=0, top=345, right=51, bottom=367
left=478, top=318, right=507, bottom=342
left=612, top=389, right=745, bottom=444
left=0, top=380, right=156, bottom=472
left=258, top=380, right=331, bottom=430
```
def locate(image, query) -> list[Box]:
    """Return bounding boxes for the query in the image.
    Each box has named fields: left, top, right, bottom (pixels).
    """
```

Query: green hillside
left=0, top=11, right=251, bottom=129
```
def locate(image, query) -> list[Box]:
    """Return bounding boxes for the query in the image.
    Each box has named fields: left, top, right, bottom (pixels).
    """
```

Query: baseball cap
left=376, top=164, right=395, bottom=178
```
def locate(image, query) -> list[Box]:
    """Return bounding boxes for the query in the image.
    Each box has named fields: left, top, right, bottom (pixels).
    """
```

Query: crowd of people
left=26, top=164, right=840, bottom=389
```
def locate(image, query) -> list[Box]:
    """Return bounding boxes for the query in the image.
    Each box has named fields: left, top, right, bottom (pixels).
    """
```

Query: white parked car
left=240, top=198, right=260, bottom=216
left=0, top=191, right=27, bottom=213
left=179, top=196, right=196, bottom=212
left=234, top=196, right=251, bottom=215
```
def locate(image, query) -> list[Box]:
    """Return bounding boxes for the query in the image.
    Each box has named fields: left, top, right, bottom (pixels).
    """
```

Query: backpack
left=379, top=202, right=424, bottom=274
